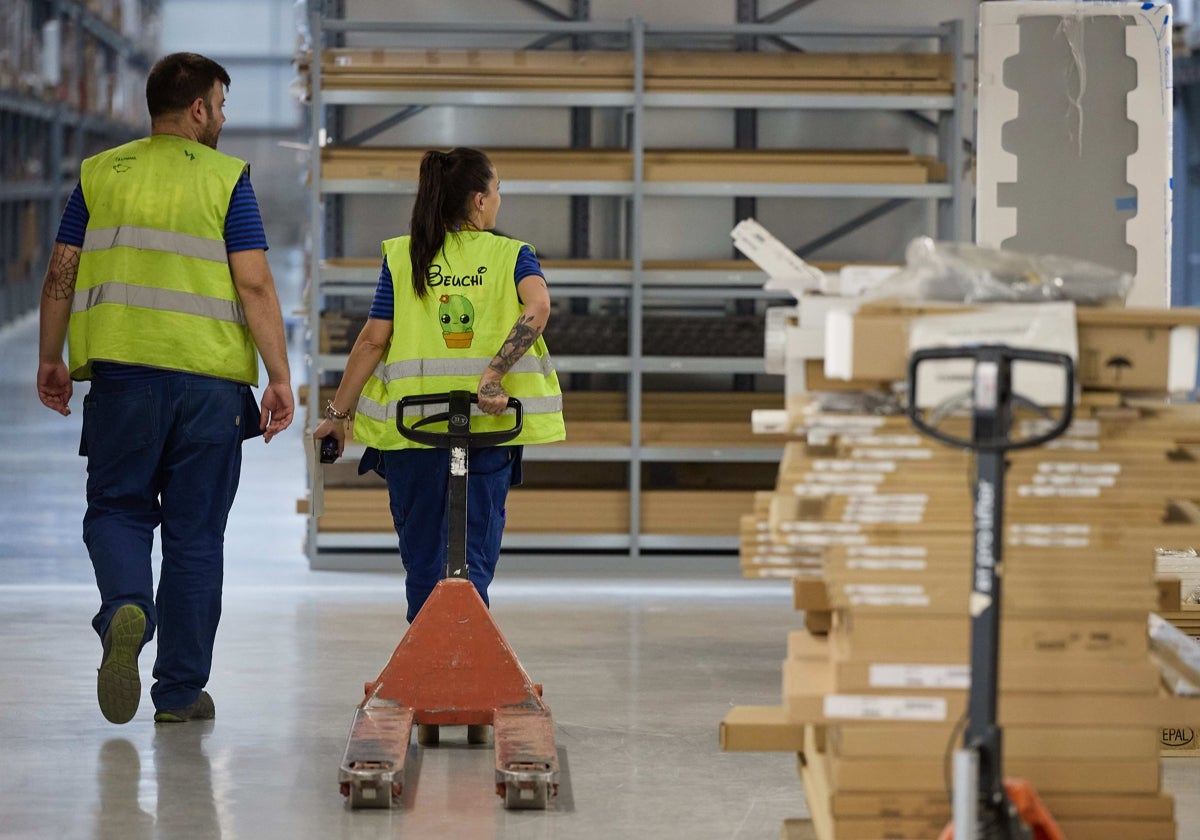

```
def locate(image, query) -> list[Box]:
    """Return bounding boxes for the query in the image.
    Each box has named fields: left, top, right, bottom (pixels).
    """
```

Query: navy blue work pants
left=81, top=373, right=247, bottom=712
left=376, top=446, right=520, bottom=622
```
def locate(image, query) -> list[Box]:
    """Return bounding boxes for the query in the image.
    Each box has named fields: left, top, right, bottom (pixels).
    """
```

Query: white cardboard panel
left=976, top=2, right=1173, bottom=308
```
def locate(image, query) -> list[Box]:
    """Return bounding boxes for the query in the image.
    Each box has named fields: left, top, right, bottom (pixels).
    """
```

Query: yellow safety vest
left=354, top=231, right=566, bottom=450
left=69, top=134, right=259, bottom=384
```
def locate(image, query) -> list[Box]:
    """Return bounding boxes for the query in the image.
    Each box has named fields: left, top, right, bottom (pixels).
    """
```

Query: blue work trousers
left=81, top=373, right=247, bottom=711
left=375, top=446, right=520, bottom=622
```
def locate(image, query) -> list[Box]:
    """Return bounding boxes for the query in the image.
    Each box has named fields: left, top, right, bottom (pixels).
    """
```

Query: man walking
left=36, top=52, right=294, bottom=724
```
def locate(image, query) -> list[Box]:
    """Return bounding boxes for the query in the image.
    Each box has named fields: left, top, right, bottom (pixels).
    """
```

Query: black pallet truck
left=906, top=345, right=1073, bottom=840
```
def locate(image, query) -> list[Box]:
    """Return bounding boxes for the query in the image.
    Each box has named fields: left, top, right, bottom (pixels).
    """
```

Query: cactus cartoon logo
left=438, top=294, right=475, bottom=348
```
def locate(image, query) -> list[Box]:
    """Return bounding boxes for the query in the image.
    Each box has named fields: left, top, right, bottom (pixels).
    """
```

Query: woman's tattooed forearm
left=488, top=314, right=541, bottom=376
left=43, top=248, right=79, bottom=301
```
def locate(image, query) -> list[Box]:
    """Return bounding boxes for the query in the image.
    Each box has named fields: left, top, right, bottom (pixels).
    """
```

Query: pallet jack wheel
left=503, top=779, right=549, bottom=810
left=467, top=724, right=490, bottom=745
left=347, top=779, right=399, bottom=809
left=417, top=724, right=440, bottom=746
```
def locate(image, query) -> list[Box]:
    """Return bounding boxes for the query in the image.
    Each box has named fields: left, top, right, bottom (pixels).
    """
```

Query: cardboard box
left=830, top=722, right=1160, bottom=761
left=823, top=789, right=1172, bottom=821
left=830, top=754, right=1160, bottom=794
left=1052, top=820, right=1176, bottom=840
left=718, top=705, right=806, bottom=752
left=825, top=300, right=1200, bottom=392
left=976, top=2, right=1172, bottom=308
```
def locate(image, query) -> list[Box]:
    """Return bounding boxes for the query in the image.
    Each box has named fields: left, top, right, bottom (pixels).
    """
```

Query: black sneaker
left=97, top=604, right=146, bottom=724
left=154, top=691, right=215, bottom=723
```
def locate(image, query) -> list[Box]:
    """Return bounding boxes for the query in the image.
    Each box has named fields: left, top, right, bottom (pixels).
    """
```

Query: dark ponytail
left=409, top=147, right=494, bottom=298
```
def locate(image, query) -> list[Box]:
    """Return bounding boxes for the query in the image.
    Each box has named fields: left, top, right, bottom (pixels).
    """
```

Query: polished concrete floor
left=3, top=288, right=1200, bottom=839
left=0, top=309, right=804, bottom=840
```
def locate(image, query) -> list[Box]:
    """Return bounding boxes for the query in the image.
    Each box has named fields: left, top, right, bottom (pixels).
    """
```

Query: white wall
left=161, top=0, right=302, bottom=131
left=159, top=0, right=308, bottom=252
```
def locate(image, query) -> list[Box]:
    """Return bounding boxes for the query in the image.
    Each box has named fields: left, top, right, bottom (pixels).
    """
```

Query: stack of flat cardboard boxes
left=724, top=399, right=1200, bottom=839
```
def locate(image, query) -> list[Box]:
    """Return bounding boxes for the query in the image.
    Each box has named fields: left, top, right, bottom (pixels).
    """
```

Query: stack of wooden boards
left=307, top=48, right=949, bottom=186
left=307, top=48, right=953, bottom=95
left=725, top=396, right=1200, bottom=839
left=321, top=147, right=945, bottom=186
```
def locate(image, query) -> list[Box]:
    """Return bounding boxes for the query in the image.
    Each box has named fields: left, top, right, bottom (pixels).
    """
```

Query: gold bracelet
left=324, top=401, right=352, bottom=422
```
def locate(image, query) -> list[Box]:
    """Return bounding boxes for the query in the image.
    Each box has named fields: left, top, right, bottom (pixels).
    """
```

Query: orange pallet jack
left=337, top=391, right=559, bottom=810
left=907, top=347, right=1068, bottom=840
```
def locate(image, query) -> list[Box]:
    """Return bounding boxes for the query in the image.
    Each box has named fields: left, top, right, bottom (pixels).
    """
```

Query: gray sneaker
left=154, top=691, right=215, bottom=723
left=97, top=604, right=146, bottom=724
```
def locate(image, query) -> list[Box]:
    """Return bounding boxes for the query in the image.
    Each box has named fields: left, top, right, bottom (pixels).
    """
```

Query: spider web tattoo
left=44, top=248, right=79, bottom=301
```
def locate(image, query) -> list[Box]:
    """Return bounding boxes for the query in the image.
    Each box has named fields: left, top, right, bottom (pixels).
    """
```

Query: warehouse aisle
left=0, top=310, right=804, bottom=840
left=4, top=297, right=1200, bottom=839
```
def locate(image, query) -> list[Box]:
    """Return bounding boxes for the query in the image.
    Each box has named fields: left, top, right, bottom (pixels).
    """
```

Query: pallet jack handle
left=907, top=345, right=1072, bottom=840
left=906, top=345, right=1074, bottom=453
left=397, top=391, right=523, bottom=581
left=397, top=391, right=523, bottom=449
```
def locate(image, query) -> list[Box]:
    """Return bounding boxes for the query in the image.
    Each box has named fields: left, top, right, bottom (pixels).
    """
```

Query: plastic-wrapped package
left=867, top=236, right=1134, bottom=305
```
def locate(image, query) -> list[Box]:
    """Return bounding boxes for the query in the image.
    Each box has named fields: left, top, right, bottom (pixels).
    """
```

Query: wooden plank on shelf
left=320, top=147, right=943, bottom=185
left=645, top=50, right=952, bottom=82
left=647, top=77, right=952, bottom=94
left=312, top=49, right=954, bottom=95
left=315, top=73, right=953, bottom=95
left=641, top=490, right=757, bottom=535
left=320, top=48, right=634, bottom=77
left=314, top=488, right=759, bottom=536
left=320, top=73, right=632, bottom=92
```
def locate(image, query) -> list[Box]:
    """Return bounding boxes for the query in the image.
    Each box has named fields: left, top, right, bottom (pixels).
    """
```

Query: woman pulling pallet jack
left=331, top=391, right=561, bottom=809
left=311, top=146, right=566, bottom=808
left=907, top=345, right=1072, bottom=840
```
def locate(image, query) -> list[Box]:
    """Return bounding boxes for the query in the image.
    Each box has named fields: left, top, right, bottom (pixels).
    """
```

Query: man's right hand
left=37, top=361, right=73, bottom=416
left=259, top=381, right=294, bottom=443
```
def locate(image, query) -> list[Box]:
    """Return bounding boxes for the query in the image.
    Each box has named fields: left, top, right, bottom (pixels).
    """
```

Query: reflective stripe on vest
left=83, top=226, right=229, bottom=264
left=69, top=135, right=257, bottom=383
left=71, top=281, right=246, bottom=324
left=374, top=353, right=556, bottom=384
left=352, top=231, right=566, bottom=450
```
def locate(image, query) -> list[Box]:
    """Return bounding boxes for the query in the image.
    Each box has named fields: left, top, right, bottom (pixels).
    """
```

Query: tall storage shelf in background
left=0, top=0, right=159, bottom=325
left=302, top=12, right=965, bottom=570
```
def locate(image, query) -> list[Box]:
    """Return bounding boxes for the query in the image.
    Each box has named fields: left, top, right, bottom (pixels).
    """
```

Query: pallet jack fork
left=337, top=391, right=559, bottom=810
left=907, top=346, right=1071, bottom=840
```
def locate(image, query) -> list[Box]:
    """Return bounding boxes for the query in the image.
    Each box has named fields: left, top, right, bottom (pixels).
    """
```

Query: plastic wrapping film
left=865, top=236, right=1134, bottom=305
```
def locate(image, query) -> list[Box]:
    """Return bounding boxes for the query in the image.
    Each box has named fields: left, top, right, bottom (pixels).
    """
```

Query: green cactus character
left=438, top=294, right=475, bottom=348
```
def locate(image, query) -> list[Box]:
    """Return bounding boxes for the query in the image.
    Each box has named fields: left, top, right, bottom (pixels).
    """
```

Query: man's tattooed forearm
left=488, top=314, right=541, bottom=376
left=43, top=249, right=79, bottom=301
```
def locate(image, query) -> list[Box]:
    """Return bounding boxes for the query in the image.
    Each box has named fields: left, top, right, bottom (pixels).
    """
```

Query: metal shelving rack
left=0, top=0, right=156, bottom=326
left=303, top=9, right=965, bottom=569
